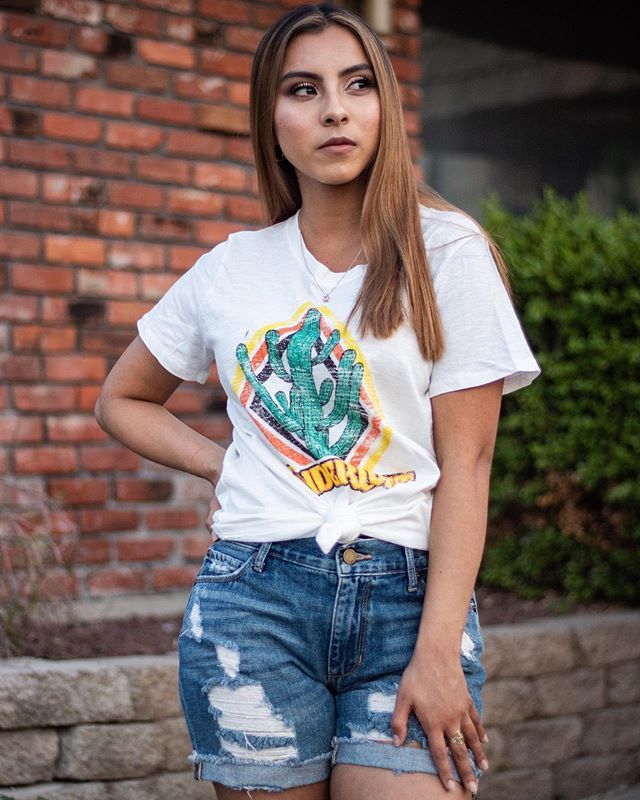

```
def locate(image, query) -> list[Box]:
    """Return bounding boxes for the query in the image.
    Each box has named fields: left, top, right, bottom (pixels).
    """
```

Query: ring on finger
left=448, top=729, right=465, bottom=746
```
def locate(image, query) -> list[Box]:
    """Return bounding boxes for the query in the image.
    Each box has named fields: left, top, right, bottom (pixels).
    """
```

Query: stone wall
left=1, top=611, right=639, bottom=799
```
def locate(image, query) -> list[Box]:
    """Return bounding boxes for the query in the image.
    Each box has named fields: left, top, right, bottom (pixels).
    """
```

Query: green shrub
left=480, top=189, right=640, bottom=603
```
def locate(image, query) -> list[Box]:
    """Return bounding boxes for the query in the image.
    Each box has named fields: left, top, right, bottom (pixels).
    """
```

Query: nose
left=321, top=89, right=348, bottom=126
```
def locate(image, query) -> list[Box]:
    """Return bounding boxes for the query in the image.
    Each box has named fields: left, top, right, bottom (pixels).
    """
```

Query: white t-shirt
left=137, top=206, right=540, bottom=553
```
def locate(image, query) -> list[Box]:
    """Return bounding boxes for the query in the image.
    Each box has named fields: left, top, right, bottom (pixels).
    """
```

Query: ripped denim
left=178, top=536, right=486, bottom=792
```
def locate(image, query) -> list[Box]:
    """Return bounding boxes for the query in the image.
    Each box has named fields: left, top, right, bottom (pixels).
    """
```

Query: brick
left=141, top=272, right=176, bottom=300
left=80, top=509, right=138, bottom=534
left=10, top=201, right=73, bottom=232
left=42, top=0, right=102, bottom=24
left=106, top=61, right=168, bottom=93
left=196, top=102, right=250, bottom=135
left=225, top=26, right=263, bottom=52
left=106, top=121, right=164, bottom=151
left=0, top=41, right=37, bottom=72
left=14, top=385, right=76, bottom=412
left=0, top=166, right=38, bottom=197
left=533, top=666, right=606, bottom=716
left=501, top=716, right=583, bottom=766
left=110, top=181, right=163, bottom=211
left=7, top=14, right=69, bottom=48
left=76, top=86, right=134, bottom=117
left=108, top=299, right=154, bottom=326
left=169, top=245, right=206, bottom=272
left=608, top=660, right=640, bottom=705
left=48, top=477, right=109, bottom=506
left=483, top=620, right=577, bottom=678
left=46, top=355, right=106, bottom=382
left=167, top=188, right=224, bottom=216
left=46, top=234, right=105, bottom=265
left=81, top=329, right=135, bottom=355
left=193, top=162, right=247, bottom=192
left=119, top=657, right=181, bottom=720
left=9, top=138, right=71, bottom=171
left=12, top=264, right=74, bottom=293
left=199, top=0, right=250, bottom=23
left=139, top=214, right=194, bottom=242
left=0, top=416, right=42, bottom=443
left=81, top=445, right=140, bottom=472
left=78, top=384, right=102, bottom=410
left=200, top=49, right=252, bottom=80
left=165, top=129, right=224, bottom=158
left=87, top=568, right=146, bottom=594
left=227, top=79, right=250, bottom=108
left=104, top=4, right=161, bottom=37
left=10, top=74, right=71, bottom=107
left=75, top=25, right=109, bottom=54
left=41, top=296, right=70, bottom=322
left=0, top=729, right=58, bottom=785
left=0, top=294, right=38, bottom=321
left=138, top=0, right=192, bottom=10
left=0, top=353, right=40, bottom=381
left=138, top=96, right=194, bottom=126
left=554, top=752, right=640, bottom=799
left=390, top=54, right=420, bottom=82
left=145, top=507, right=200, bottom=530
left=24, top=326, right=76, bottom=352
left=42, top=49, right=97, bottom=80
left=582, top=705, right=640, bottom=754
left=47, top=414, right=107, bottom=442
left=166, top=15, right=194, bottom=42
left=78, top=268, right=137, bottom=298
left=195, top=218, right=244, bottom=246
left=137, top=38, right=195, bottom=69
left=98, top=209, right=135, bottom=238
left=225, top=135, right=254, bottom=163
left=226, top=194, right=262, bottom=223
left=182, top=533, right=211, bottom=559
left=116, top=478, right=173, bottom=502
left=43, top=174, right=106, bottom=204
left=109, top=240, right=165, bottom=270
left=152, top=565, right=197, bottom=590
left=0, top=230, right=41, bottom=259
left=42, top=112, right=102, bottom=143
left=478, top=767, right=553, bottom=800
left=74, top=146, right=131, bottom=177
left=117, top=537, right=175, bottom=561
left=174, top=72, right=225, bottom=101
left=136, top=155, right=190, bottom=184
left=574, top=612, right=640, bottom=665
left=482, top=678, right=537, bottom=726
left=15, top=446, right=77, bottom=474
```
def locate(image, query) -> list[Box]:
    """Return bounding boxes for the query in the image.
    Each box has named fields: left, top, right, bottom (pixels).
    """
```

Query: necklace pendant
left=322, top=292, right=330, bottom=302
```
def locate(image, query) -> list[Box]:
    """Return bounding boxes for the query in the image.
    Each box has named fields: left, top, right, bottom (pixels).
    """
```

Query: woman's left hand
left=390, top=649, right=488, bottom=795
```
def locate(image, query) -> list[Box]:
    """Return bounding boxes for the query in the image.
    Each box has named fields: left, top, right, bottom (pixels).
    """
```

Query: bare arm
left=391, top=378, right=503, bottom=794
left=95, top=336, right=225, bottom=485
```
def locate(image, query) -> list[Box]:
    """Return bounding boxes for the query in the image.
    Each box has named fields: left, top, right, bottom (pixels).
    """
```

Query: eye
left=289, top=82, right=317, bottom=96
left=347, top=75, right=375, bottom=91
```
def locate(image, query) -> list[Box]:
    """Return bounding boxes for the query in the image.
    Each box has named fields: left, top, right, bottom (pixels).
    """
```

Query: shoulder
left=418, top=204, right=493, bottom=282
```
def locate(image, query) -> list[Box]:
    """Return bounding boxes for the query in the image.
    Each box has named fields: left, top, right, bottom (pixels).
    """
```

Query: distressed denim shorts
left=178, top=536, right=486, bottom=792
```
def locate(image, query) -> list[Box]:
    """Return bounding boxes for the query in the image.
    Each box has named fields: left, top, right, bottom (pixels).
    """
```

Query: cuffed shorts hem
left=193, top=752, right=332, bottom=790
left=332, top=738, right=483, bottom=782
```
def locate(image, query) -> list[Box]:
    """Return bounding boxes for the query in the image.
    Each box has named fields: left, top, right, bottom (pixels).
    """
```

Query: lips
left=319, top=137, right=356, bottom=149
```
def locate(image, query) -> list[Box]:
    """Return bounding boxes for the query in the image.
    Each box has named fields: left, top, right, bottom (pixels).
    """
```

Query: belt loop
left=404, top=546, right=417, bottom=593
left=253, top=542, right=272, bottom=572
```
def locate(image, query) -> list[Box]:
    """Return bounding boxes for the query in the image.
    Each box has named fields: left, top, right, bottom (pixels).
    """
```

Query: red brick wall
left=0, top=0, right=423, bottom=600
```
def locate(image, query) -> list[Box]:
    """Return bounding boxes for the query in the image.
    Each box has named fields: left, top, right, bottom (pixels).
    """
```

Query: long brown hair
left=250, top=3, right=510, bottom=361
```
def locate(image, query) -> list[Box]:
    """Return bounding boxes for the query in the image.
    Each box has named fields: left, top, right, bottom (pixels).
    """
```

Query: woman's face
left=273, top=24, right=381, bottom=192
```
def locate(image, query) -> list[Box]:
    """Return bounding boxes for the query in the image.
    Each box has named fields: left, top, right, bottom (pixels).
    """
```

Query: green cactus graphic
left=236, top=308, right=366, bottom=460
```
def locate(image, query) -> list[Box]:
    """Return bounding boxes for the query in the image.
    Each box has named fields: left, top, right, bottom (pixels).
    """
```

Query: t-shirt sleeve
left=136, top=242, right=227, bottom=384
left=428, top=228, right=540, bottom=398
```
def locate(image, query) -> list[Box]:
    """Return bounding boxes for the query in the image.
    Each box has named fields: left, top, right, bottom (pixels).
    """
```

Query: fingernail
left=392, top=735, right=401, bottom=747
left=468, top=781, right=478, bottom=794
left=447, top=780, right=456, bottom=792
left=482, top=733, right=489, bottom=743
left=480, top=758, right=489, bottom=770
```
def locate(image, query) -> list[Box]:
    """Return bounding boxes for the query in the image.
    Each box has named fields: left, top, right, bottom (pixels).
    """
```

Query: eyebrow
left=279, top=63, right=373, bottom=84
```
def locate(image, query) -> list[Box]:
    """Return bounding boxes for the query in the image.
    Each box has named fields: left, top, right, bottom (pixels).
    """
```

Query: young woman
left=96, top=5, right=539, bottom=799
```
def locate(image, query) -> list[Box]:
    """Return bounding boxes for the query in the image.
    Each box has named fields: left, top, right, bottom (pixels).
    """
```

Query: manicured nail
left=480, top=758, right=489, bottom=770
left=392, top=735, right=401, bottom=747
left=447, top=780, right=456, bottom=792
left=468, top=781, right=478, bottom=794
left=481, top=733, right=489, bottom=743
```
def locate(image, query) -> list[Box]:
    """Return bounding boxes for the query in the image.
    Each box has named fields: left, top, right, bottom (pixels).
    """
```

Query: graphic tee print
left=232, top=303, right=416, bottom=497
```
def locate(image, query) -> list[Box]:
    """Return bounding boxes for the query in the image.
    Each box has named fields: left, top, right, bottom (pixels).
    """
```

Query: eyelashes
left=287, top=75, right=376, bottom=96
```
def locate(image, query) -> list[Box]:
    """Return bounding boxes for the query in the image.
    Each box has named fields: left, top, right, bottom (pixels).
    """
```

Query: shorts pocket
left=195, top=540, right=256, bottom=583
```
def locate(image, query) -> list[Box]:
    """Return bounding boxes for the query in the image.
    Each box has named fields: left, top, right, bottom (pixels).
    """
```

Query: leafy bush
left=480, top=190, right=640, bottom=603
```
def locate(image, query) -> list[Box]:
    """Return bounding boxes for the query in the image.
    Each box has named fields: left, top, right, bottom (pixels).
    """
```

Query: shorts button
left=342, top=548, right=357, bottom=564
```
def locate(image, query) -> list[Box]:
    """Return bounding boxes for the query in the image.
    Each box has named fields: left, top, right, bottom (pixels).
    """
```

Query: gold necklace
left=298, top=216, right=363, bottom=303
